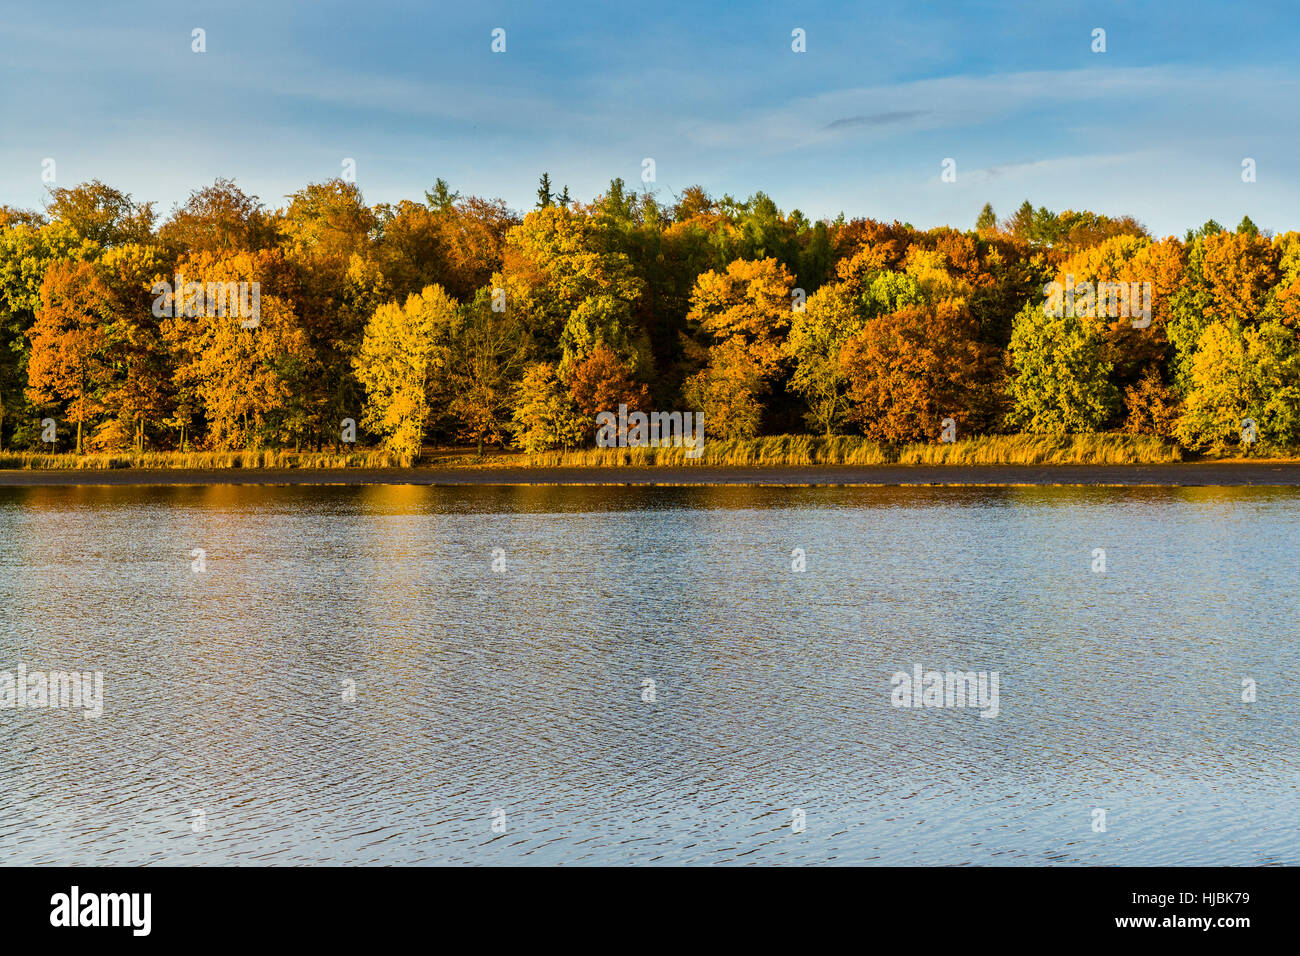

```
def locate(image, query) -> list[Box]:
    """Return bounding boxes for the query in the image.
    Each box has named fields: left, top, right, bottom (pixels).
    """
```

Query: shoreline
left=3, top=462, right=1300, bottom=486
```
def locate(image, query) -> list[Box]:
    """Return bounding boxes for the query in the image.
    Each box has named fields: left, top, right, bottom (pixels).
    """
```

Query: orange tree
left=26, top=260, right=112, bottom=453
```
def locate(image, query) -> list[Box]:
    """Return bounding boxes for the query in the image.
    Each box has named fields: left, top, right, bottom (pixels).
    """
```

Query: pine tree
left=425, top=178, right=460, bottom=212
left=536, top=173, right=554, bottom=209
left=1004, top=200, right=1035, bottom=239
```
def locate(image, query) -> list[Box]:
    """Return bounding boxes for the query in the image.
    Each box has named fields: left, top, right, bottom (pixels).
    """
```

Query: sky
left=1, top=0, right=1297, bottom=236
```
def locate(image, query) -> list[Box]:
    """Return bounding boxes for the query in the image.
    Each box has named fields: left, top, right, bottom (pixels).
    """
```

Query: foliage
left=2, top=175, right=1297, bottom=463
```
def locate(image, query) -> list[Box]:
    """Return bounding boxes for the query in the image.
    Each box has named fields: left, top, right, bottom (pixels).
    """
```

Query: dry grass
left=0, top=434, right=1189, bottom=470
left=524, top=433, right=1184, bottom=467
left=0, top=449, right=400, bottom=470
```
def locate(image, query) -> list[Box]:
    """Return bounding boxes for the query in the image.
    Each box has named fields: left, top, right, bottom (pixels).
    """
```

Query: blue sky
left=2, top=0, right=1297, bottom=236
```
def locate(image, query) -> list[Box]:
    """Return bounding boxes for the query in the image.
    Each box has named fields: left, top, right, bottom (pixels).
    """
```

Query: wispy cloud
left=686, top=65, right=1299, bottom=153
left=825, top=111, right=929, bottom=130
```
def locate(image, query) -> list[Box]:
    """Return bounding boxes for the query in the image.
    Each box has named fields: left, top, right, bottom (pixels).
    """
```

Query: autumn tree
left=0, top=206, right=45, bottom=230
left=787, top=282, right=862, bottom=435
left=688, top=257, right=793, bottom=375
left=354, top=285, right=458, bottom=463
left=1200, top=230, right=1279, bottom=325
left=1168, top=228, right=1278, bottom=394
left=378, top=186, right=517, bottom=303
left=159, top=178, right=279, bottom=256
left=46, top=181, right=155, bottom=247
left=510, top=363, right=585, bottom=452
left=1050, top=235, right=1186, bottom=394
left=1175, top=320, right=1300, bottom=451
left=840, top=300, right=993, bottom=442
left=1122, top=367, right=1182, bottom=438
left=96, top=243, right=172, bottom=451
left=278, top=179, right=385, bottom=448
left=160, top=250, right=311, bottom=448
left=502, top=205, right=646, bottom=371
left=566, top=342, right=651, bottom=441
left=26, top=261, right=113, bottom=452
left=0, top=220, right=100, bottom=448
left=682, top=338, right=767, bottom=440
left=683, top=257, right=794, bottom=437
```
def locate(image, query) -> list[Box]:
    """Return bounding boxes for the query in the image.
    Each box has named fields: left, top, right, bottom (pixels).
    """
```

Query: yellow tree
left=510, top=362, right=585, bottom=452
left=683, top=338, right=766, bottom=439
left=684, top=257, right=794, bottom=437
left=688, top=257, right=794, bottom=376
left=502, top=205, right=646, bottom=370
left=354, top=284, right=459, bottom=463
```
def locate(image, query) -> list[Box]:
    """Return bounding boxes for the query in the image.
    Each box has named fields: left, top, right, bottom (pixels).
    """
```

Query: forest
left=1, top=174, right=1295, bottom=463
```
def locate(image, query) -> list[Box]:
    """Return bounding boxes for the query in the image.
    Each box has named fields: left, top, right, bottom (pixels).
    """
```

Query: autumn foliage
left=1, top=177, right=1297, bottom=458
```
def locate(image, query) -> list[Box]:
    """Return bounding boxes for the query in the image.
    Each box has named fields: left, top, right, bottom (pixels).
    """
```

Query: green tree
left=510, top=362, right=585, bottom=452
left=46, top=181, right=155, bottom=247
left=448, top=289, right=531, bottom=455
left=425, top=178, right=461, bottom=212
left=1006, top=301, right=1119, bottom=434
left=787, top=282, right=862, bottom=434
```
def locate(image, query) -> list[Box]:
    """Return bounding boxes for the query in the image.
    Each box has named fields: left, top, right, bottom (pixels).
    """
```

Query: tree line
left=1, top=178, right=1294, bottom=460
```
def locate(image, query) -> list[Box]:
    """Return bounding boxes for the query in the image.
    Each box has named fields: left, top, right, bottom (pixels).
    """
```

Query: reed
left=0, top=434, right=1214, bottom=470
left=0, top=449, right=401, bottom=470
left=524, top=433, right=1185, bottom=467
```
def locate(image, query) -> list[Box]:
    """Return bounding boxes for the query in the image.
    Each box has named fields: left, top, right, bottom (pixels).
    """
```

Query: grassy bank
left=0, top=434, right=1240, bottom=471
left=0, top=449, right=400, bottom=470
left=523, top=434, right=1186, bottom=467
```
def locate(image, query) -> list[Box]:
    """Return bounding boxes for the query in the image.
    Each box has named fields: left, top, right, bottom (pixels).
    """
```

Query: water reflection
left=0, top=484, right=1296, bottom=864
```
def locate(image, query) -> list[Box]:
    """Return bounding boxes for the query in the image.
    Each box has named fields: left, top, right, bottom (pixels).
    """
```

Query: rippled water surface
left=0, top=483, right=1296, bottom=865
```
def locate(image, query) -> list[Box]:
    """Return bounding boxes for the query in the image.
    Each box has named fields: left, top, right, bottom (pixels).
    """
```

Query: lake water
left=0, top=483, right=1296, bottom=865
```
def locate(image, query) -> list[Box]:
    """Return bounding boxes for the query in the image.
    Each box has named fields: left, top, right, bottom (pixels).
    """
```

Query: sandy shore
left=2, top=462, right=1300, bottom=486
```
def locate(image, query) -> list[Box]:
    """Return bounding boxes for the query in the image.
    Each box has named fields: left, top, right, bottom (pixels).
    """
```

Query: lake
left=0, top=483, right=1296, bottom=865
